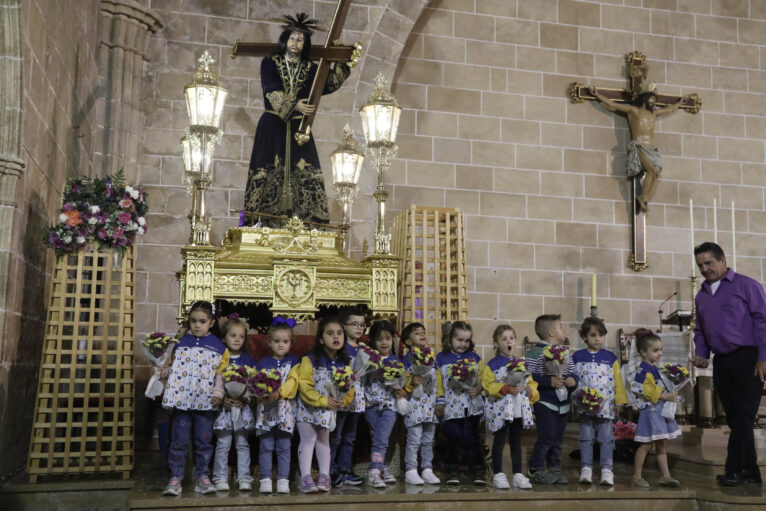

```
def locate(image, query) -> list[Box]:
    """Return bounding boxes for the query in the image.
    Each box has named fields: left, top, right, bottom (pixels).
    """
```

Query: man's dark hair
left=694, top=241, right=725, bottom=260
left=635, top=91, right=656, bottom=108
left=277, top=29, right=312, bottom=60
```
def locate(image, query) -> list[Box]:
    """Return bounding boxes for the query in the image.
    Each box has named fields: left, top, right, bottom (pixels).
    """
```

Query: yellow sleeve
left=642, top=373, right=662, bottom=404
left=278, top=365, right=300, bottom=399
left=215, top=349, right=230, bottom=375
left=527, top=376, right=540, bottom=404
left=436, top=366, right=445, bottom=398
left=612, top=360, right=628, bottom=405
left=404, top=372, right=415, bottom=393
left=297, top=357, right=328, bottom=408
left=481, top=363, right=505, bottom=397
left=341, top=386, right=356, bottom=408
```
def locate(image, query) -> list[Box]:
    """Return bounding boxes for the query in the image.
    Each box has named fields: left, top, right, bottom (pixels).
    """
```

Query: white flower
left=59, top=213, right=68, bottom=223
left=62, top=235, right=72, bottom=243
left=90, top=205, right=100, bottom=214
left=125, top=185, right=134, bottom=194
left=89, top=217, right=99, bottom=225
left=76, top=236, right=86, bottom=244
left=127, top=222, right=137, bottom=231
left=138, top=217, right=146, bottom=226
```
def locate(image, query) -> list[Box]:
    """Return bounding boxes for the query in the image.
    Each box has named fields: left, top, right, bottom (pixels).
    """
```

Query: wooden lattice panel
left=393, top=206, right=468, bottom=347
left=27, top=246, right=135, bottom=481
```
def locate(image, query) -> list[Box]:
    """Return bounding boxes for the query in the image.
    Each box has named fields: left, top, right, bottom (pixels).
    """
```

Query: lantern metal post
left=360, top=73, right=401, bottom=255
left=330, top=124, right=364, bottom=255
left=182, top=50, right=227, bottom=246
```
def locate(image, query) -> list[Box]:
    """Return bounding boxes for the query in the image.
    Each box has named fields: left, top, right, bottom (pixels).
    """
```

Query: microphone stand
left=657, top=291, right=677, bottom=333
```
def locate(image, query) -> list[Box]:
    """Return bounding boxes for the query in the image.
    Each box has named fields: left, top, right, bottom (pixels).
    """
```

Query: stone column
left=97, top=0, right=162, bottom=181
left=0, top=0, right=24, bottom=363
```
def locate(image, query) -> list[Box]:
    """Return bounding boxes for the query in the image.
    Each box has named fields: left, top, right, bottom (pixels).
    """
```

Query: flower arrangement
left=542, top=345, right=569, bottom=363
left=506, top=357, right=526, bottom=373
left=382, top=358, right=405, bottom=380
left=43, top=169, right=148, bottom=255
left=326, top=364, right=355, bottom=399
left=248, top=368, right=282, bottom=399
left=142, top=331, right=178, bottom=399
left=449, top=358, right=478, bottom=382
left=410, top=346, right=435, bottom=367
left=142, top=332, right=178, bottom=358
left=661, top=363, right=690, bottom=386
left=222, top=363, right=257, bottom=384
left=352, top=343, right=383, bottom=379
left=573, top=387, right=606, bottom=415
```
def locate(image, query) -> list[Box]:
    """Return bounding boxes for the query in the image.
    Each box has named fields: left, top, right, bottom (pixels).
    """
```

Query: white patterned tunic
left=162, top=333, right=229, bottom=411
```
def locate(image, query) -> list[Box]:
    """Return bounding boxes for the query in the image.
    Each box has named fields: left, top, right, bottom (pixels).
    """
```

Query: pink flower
left=114, top=226, right=124, bottom=238
left=98, top=229, right=107, bottom=240
left=118, top=212, right=131, bottom=224
left=119, top=198, right=134, bottom=210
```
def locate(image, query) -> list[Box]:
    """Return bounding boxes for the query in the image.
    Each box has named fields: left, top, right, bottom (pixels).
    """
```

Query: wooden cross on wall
left=231, top=0, right=360, bottom=145
left=568, top=52, right=701, bottom=272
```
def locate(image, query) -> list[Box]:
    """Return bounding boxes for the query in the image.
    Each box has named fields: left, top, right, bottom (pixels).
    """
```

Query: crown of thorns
left=272, top=13, right=327, bottom=35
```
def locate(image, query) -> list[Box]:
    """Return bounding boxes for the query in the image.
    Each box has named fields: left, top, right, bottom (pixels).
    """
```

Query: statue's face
left=286, top=31, right=304, bottom=59
left=644, top=94, right=656, bottom=111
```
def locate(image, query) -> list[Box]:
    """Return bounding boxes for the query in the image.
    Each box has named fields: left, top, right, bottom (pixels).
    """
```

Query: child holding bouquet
left=571, top=317, right=627, bottom=486
left=254, top=318, right=301, bottom=494
left=401, top=322, right=440, bottom=485
left=435, top=321, right=486, bottom=486
left=212, top=315, right=257, bottom=492
left=363, top=320, right=407, bottom=487
left=296, top=316, right=355, bottom=493
left=329, top=307, right=368, bottom=487
left=628, top=329, right=681, bottom=488
left=481, top=325, right=538, bottom=489
left=161, top=301, right=229, bottom=496
left=527, top=314, right=578, bottom=485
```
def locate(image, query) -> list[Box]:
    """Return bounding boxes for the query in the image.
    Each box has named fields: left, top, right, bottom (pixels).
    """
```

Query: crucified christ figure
left=589, top=85, right=689, bottom=212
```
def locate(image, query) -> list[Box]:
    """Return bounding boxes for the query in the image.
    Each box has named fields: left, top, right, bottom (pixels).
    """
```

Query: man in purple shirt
left=692, top=242, right=766, bottom=486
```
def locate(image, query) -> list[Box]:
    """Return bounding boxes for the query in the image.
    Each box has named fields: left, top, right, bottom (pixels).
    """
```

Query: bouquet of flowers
left=380, top=358, right=412, bottom=415
left=613, top=420, right=637, bottom=440
left=504, top=356, right=529, bottom=417
left=409, top=346, right=435, bottom=399
left=326, top=364, right=355, bottom=400
left=659, top=363, right=692, bottom=419
left=222, top=363, right=257, bottom=430
left=248, top=368, right=282, bottom=400
left=449, top=358, right=482, bottom=409
left=43, top=169, right=148, bottom=255
left=142, top=332, right=178, bottom=399
left=573, top=387, right=606, bottom=415
left=542, top=345, right=570, bottom=401
left=352, top=343, right=383, bottom=380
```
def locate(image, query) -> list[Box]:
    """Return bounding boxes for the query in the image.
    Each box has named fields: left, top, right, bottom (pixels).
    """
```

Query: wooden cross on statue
left=568, top=52, right=701, bottom=271
left=231, top=0, right=361, bottom=145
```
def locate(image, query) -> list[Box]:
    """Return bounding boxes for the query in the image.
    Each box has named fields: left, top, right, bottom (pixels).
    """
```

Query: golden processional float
left=176, top=52, right=400, bottom=325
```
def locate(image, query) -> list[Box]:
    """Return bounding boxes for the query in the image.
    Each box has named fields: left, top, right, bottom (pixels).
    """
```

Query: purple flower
left=61, top=203, right=76, bottom=212
left=118, top=212, right=131, bottom=224
left=114, top=226, right=124, bottom=238
left=70, top=182, right=80, bottom=193
left=98, top=229, right=107, bottom=240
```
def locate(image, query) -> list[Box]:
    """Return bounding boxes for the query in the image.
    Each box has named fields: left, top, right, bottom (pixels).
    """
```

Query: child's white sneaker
left=600, top=468, right=614, bottom=486
left=579, top=466, right=593, bottom=484
left=512, top=473, right=532, bottom=489
left=368, top=469, right=386, bottom=488
left=421, top=468, right=440, bottom=484
left=259, top=478, right=272, bottom=493
left=214, top=480, right=229, bottom=491
left=276, top=478, right=290, bottom=494
left=405, top=469, right=425, bottom=485
left=381, top=466, right=396, bottom=484
left=163, top=477, right=182, bottom=496
left=492, top=472, right=510, bottom=489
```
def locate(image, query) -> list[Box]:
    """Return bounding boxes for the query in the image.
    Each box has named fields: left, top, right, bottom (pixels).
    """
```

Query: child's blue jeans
left=168, top=409, right=216, bottom=479
left=579, top=415, right=614, bottom=469
left=365, top=406, right=397, bottom=470
left=258, top=428, right=292, bottom=480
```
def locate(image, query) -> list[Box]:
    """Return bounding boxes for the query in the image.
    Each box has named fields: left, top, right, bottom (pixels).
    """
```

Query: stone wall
left=137, top=0, right=766, bottom=363
left=0, top=0, right=103, bottom=481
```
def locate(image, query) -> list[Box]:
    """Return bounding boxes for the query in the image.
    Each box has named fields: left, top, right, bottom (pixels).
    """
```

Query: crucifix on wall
left=568, top=52, right=701, bottom=271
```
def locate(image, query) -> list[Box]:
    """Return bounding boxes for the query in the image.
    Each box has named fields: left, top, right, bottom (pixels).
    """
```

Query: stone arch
left=350, top=0, right=430, bottom=113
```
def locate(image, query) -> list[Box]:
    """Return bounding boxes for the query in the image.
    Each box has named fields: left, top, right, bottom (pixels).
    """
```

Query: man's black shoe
left=719, top=471, right=745, bottom=486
